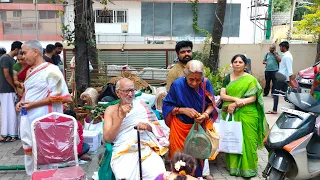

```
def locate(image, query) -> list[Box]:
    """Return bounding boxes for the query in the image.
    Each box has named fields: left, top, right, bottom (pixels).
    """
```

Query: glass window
left=95, top=10, right=127, bottom=23
left=13, top=11, right=21, bottom=18
left=48, top=11, right=57, bottom=19
left=96, top=10, right=113, bottom=23
left=0, top=11, right=7, bottom=21
left=39, top=11, right=57, bottom=19
left=116, top=11, right=126, bottom=23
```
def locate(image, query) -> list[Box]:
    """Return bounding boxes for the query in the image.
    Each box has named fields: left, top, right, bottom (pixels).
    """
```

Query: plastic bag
left=218, top=113, right=243, bottom=154
left=184, top=123, right=212, bottom=159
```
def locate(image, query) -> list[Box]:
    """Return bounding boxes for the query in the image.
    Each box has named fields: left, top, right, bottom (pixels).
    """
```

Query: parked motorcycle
left=295, top=61, right=320, bottom=94
left=263, top=72, right=320, bottom=180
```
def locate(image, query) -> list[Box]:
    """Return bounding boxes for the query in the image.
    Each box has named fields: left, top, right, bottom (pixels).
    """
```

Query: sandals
left=3, top=136, right=17, bottom=142
left=266, top=111, right=278, bottom=114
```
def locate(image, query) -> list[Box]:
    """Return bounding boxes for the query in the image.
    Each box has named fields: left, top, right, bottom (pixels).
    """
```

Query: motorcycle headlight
left=269, top=124, right=295, bottom=143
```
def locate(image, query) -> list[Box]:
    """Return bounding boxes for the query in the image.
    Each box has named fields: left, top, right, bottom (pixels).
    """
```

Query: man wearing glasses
left=103, top=78, right=167, bottom=179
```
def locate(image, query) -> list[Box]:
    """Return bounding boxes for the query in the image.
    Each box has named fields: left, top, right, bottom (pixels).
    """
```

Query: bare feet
left=203, top=175, right=214, bottom=180
left=79, top=153, right=92, bottom=161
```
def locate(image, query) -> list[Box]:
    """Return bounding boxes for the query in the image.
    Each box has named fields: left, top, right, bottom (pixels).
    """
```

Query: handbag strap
left=226, top=113, right=235, bottom=122
left=202, top=78, right=207, bottom=113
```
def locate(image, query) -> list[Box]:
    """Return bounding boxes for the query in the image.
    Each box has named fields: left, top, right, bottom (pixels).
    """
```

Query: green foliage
left=273, top=0, right=291, bottom=12
left=61, top=24, right=75, bottom=46
left=294, top=4, right=313, bottom=21
left=188, top=0, right=212, bottom=38
left=204, top=65, right=230, bottom=96
left=295, top=1, right=320, bottom=42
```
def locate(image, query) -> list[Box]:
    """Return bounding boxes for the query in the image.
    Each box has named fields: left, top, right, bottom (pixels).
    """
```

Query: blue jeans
left=79, top=143, right=90, bottom=157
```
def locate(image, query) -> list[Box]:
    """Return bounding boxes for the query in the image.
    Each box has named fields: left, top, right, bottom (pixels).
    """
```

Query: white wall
left=93, top=1, right=141, bottom=34
left=221, top=0, right=268, bottom=44
left=62, top=0, right=268, bottom=44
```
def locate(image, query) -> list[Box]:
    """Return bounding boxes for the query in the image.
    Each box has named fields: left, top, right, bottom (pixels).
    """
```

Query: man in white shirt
left=266, top=41, right=294, bottom=114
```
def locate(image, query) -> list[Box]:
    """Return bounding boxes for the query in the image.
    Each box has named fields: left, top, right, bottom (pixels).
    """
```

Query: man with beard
left=0, top=41, right=22, bottom=142
left=52, top=42, right=64, bottom=73
left=43, top=44, right=56, bottom=64
left=166, top=41, right=193, bottom=92
left=103, top=78, right=167, bottom=179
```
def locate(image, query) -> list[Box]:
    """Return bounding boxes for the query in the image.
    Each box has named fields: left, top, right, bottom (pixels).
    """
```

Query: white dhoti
left=111, top=99, right=168, bottom=180
left=0, top=93, right=17, bottom=137
left=22, top=62, right=70, bottom=175
left=111, top=148, right=166, bottom=180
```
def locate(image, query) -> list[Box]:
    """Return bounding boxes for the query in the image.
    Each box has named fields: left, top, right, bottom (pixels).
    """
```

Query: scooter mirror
left=275, top=72, right=286, bottom=82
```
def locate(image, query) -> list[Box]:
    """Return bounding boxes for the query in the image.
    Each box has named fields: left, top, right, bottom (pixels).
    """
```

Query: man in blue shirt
left=266, top=41, right=294, bottom=114
left=263, top=45, right=281, bottom=96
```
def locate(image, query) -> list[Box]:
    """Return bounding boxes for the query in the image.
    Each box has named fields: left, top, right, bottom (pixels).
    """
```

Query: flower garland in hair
left=179, top=170, right=187, bottom=175
left=174, top=160, right=186, bottom=171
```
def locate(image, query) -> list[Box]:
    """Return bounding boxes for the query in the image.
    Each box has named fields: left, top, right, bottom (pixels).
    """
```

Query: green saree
left=222, top=74, right=268, bottom=178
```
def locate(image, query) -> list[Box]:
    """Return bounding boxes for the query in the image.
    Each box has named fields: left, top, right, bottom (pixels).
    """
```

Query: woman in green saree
left=220, top=54, right=268, bottom=178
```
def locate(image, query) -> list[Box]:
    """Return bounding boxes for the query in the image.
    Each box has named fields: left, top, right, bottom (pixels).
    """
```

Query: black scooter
left=263, top=72, right=320, bottom=180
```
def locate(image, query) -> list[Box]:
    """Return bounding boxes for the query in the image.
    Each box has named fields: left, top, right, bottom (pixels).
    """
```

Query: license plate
left=280, top=107, right=307, bottom=116
left=301, top=88, right=310, bottom=94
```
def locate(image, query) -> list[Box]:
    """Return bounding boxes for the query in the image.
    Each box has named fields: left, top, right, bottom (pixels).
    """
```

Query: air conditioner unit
left=121, top=24, right=128, bottom=33
left=0, top=0, right=13, bottom=2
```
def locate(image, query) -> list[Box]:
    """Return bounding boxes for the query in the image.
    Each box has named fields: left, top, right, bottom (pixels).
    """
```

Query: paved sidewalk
left=0, top=96, right=296, bottom=180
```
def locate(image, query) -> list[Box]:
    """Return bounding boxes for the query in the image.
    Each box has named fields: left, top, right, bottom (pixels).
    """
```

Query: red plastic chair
left=31, top=112, right=85, bottom=180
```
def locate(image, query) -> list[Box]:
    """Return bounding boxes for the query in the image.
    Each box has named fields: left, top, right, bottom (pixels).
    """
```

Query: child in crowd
left=64, top=110, right=92, bottom=161
left=155, top=151, right=209, bottom=180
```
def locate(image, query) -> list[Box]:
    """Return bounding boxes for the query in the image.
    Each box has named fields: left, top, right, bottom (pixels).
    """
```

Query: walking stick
left=134, top=126, right=143, bottom=180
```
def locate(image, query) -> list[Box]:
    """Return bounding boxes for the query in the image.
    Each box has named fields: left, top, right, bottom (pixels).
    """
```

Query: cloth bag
left=218, top=113, right=243, bottom=154
left=206, top=124, right=220, bottom=160
left=184, top=123, right=212, bottom=159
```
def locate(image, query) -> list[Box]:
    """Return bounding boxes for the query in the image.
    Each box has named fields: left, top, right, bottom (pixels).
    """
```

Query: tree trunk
left=316, top=34, right=320, bottom=63
left=207, top=0, right=227, bottom=72
left=74, top=0, right=97, bottom=93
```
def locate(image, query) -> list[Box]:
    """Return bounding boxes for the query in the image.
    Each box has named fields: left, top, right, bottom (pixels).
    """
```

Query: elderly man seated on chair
left=103, top=78, right=168, bottom=180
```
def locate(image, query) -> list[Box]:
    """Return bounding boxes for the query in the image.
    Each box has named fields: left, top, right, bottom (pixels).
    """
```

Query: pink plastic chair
left=31, top=112, right=85, bottom=180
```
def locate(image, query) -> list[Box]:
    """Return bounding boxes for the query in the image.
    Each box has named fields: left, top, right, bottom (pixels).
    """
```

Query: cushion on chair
left=32, top=166, right=85, bottom=180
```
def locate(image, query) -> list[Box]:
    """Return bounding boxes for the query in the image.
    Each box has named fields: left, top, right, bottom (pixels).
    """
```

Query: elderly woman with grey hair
left=162, top=60, right=218, bottom=178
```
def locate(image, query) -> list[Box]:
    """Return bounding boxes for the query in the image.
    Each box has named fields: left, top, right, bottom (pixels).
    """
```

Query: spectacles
left=118, top=89, right=136, bottom=94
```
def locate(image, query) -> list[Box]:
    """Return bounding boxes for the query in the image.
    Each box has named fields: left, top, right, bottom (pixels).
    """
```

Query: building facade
left=65, top=0, right=269, bottom=45
left=0, top=0, right=63, bottom=51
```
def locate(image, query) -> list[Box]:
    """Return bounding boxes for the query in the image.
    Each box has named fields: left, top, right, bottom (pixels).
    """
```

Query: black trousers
left=264, top=70, right=277, bottom=96
left=272, top=81, right=288, bottom=112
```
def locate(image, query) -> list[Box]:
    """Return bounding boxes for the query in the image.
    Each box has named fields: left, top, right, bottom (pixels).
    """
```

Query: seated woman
left=155, top=151, right=204, bottom=180
left=13, top=51, right=31, bottom=97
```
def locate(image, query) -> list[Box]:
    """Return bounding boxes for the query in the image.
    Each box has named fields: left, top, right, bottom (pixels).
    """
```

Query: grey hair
left=22, top=40, right=43, bottom=56
left=115, top=78, right=132, bottom=90
left=184, top=60, right=205, bottom=77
